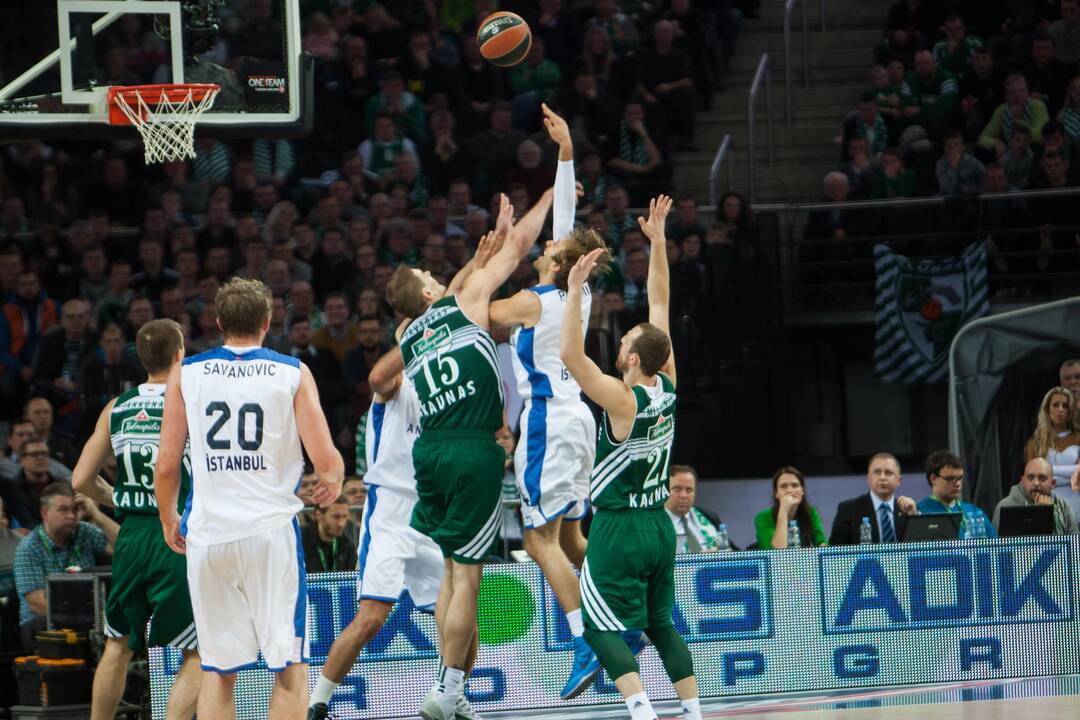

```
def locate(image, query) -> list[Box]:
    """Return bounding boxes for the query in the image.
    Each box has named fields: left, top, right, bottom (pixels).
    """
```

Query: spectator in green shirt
left=753, top=466, right=828, bottom=549
left=363, top=71, right=427, bottom=144
left=932, top=14, right=983, bottom=80
left=871, top=148, right=919, bottom=198
left=978, top=74, right=1050, bottom=157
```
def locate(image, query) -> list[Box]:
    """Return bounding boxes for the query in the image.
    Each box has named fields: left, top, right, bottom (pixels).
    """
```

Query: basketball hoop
left=107, top=84, right=220, bottom=164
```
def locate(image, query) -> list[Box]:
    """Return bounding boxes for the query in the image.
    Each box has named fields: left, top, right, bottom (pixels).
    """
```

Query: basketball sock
left=681, top=697, right=703, bottom=720
left=566, top=609, right=585, bottom=637
left=625, top=692, right=657, bottom=720
left=435, top=665, right=465, bottom=715
left=310, top=675, right=339, bottom=705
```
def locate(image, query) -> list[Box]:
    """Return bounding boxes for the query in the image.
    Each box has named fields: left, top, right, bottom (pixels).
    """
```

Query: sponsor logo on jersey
left=647, top=413, right=673, bottom=441
left=412, top=325, right=451, bottom=358
left=121, top=414, right=161, bottom=435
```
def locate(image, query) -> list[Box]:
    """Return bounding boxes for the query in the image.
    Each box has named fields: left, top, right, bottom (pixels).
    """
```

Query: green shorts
left=105, top=515, right=196, bottom=653
left=580, top=509, right=676, bottom=632
left=410, top=430, right=504, bottom=565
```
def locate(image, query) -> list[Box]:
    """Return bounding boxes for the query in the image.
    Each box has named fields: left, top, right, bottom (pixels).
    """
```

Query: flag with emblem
left=873, top=241, right=988, bottom=383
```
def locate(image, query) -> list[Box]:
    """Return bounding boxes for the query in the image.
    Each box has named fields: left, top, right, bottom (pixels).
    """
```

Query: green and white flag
left=874, top=241, right=988, bottom=383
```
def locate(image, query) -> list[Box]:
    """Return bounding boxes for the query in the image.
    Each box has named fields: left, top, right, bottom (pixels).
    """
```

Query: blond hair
left=386, top=265, right=429, bottom=319
left=552, top=228, right=612, bottom=291
left=215, top=278, right=272, bottom=338
left=136, top=319, right=184, bottom=374
left=1027, top=386, right=1077, bottom=459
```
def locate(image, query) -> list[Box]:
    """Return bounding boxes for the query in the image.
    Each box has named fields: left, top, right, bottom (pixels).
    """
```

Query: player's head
left=315, top=495, right=351, bottom=540
left=136, top=318, right=185, bottom=376
left=386, top=265, right=445, bottom=318
left=215, top=277, right=272, bottom=341
left=615, top=323, right=671, bottom=378
left=544, top=228, right=612, bottom=290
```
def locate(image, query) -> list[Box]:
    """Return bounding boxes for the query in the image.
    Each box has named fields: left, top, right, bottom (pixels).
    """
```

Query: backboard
left=0, top=0, right=312, bottom=140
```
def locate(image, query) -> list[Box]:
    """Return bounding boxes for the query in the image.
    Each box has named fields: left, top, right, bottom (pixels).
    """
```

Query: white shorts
left=356, top=484, right=444, bottom=610
left=515, top=399, right=596, bottom=529
left=186, top=519, right=308, bottom=673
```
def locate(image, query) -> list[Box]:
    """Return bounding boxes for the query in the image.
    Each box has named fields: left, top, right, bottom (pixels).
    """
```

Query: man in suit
left=829, top=452, right=918, bottom=545
left=665, top=464, right=728, bottom=552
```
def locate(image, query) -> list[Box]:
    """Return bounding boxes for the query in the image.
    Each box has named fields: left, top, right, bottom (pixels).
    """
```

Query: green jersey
left=109, top=384, right=191, bottom=518
left=590, top=373, right=676, bottom=512
left=400, top=296, right=503, bottom=433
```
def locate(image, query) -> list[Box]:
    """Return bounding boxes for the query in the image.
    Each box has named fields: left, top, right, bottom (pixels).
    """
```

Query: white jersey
left=362, top=377, right=422, bottom=493
left=180, top=345, right=304, bottom=546
left=510, top=285, right=592, bottom=404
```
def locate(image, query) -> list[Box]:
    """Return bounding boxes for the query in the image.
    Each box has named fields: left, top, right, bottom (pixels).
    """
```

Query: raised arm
left=543, top=103, right=577, bottom=243
left=71, top=400, right=117, bottom=508
left=459, top=194, right=535, bottom=309
left=507, top=187, right=555, bottom=259
left=560, top=249, right=636, bottom=433
left=638, top=195, right=677, bottom=385
left=156, top=363, right=189, bottom=553
left=295, top=363, right=345, bottom=507
left=446, top=226, right=505, bottom=296
left=369, top=345, right=405, bottom=401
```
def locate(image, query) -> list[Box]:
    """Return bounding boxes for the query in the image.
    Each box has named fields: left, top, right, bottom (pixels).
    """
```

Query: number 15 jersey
left=180, top=346, right=304, bottom=546
left=590, top=373, right=676, bottom=512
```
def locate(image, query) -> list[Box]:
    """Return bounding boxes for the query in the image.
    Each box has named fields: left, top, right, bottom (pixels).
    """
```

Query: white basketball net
left=112, top=86, right=221, bottom=164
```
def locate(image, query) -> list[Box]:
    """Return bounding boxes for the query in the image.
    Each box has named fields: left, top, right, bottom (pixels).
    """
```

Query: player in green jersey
left=72, top=319, right=201, bottom=720
left=560, top=196, right=702, bottom=720
left=385, top=192, right=556, bottom=720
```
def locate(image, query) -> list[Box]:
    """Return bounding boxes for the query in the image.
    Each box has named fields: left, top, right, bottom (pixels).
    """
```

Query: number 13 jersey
left=590, top=373, right=676, bottom=512
left=400, top=296, right=503, bottom=433
left=180, top=346, right=304, bottom=546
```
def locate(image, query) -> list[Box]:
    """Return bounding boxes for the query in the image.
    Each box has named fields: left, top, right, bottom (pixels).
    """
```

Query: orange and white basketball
left=476, top=12, right=532, bottom=68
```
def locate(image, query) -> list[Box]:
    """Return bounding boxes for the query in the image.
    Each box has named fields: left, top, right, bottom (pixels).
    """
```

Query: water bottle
left=787, top=520, right=801, bottom=548
left=716, top=523, right=731, bottom=552
left=859, top=516, right=873, bottom=544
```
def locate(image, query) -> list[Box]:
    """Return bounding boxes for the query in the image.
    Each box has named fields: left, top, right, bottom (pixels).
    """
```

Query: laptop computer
left=998, top=505, right=1055, bottom=537
left=901, top=513, right=962, bottom=542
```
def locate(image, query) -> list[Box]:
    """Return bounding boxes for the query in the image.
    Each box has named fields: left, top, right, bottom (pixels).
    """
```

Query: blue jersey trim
left=201, top=661, right=262, bottom=674
left=370, top=402, right=386, bottom=464
left=515, top=327, right=553, bottom=399
left=182, top=346, right=300, bottom=368
left=291, top=517, right=308, bottom=645
left=524, top=398, right=548, bottom=508
left=357, top=486, right=379, bottom=577
left=530, top=284, right=559, bottom=295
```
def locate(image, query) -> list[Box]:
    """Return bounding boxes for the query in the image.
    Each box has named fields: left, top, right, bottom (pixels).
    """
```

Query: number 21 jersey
left=180, top=346, right=304, bottom=546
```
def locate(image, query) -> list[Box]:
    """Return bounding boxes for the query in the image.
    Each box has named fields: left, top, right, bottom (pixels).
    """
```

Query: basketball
left=477, top=12, right=532, bottom=67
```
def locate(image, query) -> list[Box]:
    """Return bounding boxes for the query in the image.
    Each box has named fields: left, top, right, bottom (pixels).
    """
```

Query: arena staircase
left=674, top=0, right=884, bottom=204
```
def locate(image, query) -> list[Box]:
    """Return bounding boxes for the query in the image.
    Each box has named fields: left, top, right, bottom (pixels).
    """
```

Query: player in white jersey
left=490, top=104, right=614, bottom=699
left=156, top=278, right=344, bottom=720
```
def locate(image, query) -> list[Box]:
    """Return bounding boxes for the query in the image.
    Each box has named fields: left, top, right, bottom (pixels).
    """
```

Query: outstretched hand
left=541, top=103, right=572, bottom=150
left=474, top=229, right=505, bottom=268
left=495, top=193, right=514, bottom=236
left=637, top=194, right=672, bottom=243
left=567, top=248, right=606, bottom=292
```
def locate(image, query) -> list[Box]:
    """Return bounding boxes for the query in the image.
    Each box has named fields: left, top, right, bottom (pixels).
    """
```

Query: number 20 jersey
left=180, top=346, right=304, bottom=546
left=590, top=373, right=676, bottom=512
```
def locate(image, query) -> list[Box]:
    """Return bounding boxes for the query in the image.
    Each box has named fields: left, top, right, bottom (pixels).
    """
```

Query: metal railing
left=783, top=0, right=809, bottom=127
left=708, top=134, right=734, bottom=206
left=747, top=53, right=774, bottom=205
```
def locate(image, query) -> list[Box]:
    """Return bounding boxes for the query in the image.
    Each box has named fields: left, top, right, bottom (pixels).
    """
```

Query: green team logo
left=477, top=573, right=534, bottom=645
left=412, top=325, right=451, bottom=358
left=647, top=413, right=673, bottom=442
left=122, top=409, right=161, bottom=435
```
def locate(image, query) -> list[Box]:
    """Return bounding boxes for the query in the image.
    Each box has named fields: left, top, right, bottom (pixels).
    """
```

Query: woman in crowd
left=1058, top=76, right=1080, bottom=142
left=754, top=466, right=828, bottom=548
left=1024, top=386, right=1080, bottom=485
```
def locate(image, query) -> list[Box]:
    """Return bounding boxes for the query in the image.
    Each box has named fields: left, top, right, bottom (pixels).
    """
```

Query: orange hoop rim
left=106, top=83, right=221, bottom=125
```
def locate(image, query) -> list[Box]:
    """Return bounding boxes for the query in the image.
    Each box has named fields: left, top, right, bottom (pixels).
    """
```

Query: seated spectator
left=312, top=293, right=358, bottom=363
left=31, top=298, right=95, bottom=411
left=531, top=0, right=583, bottom=74
left=635, top=20, right=698, bottom=151
left=932, top=14, right=982, bottom=80
left=504, top=140, right=556, bottom=204
left=301, top=494, right=356, bottom=573
left=359, top=113, right=422, bottom=183
left=1061, top=359, right=1080, bottom=416
left=23, top=398, right=76, bottom=470
left=842, top=92, right=891, bottom=161
left=838, top=137, right=876, bottom=198
left=364, top=71, right=427, bottom=144
left=234, top=237, right=268, bottom=281
left=467, top=102, right=528, bottom=200
left=872, top=62, right=905, bottom=126
left=78, top=245, right=109, bottom=307
left=399, top=29, right=458, bottom=115
left=993, top=457, right=1078, bottom=534
left=1025, top=386, right=1080, bottom=485
left=978, top=74, right=1049, bottom=157
left=1, top=436, right=66, bottom=527
left=577, top=146, right=613, bottom=214
left=1026, top=33, right=1072, bottom=118
left=936, top=131, right=987, bottom=194
left=263, top=295, right=289, bottom=354
left=899, top=50, right=958, bottom=150
left=77, top=323, right=143, bottom=426
left=871, top=148, right=918, bottom=198
left=287, top=280, right=325, bottom=330
left=755, top=466, right=826, bottom=548
left=1049, top=0, right=1080, bottom=65
left=958, top=47, right=1006, bottom=141
left=457, top=34, right=509, bottom=136
left=1030, top=120, right=1080, bottom=185
left=603, top=185, right=638, bottom=251
left=803, top=171, right=867, bottom=240
left=665, top=465, right=726, bottom=552
left=311, top=228, right=355, bottom=300
left=129, top=238, right=179, bottom=301
left=878, top=0, right=937, bottom=65
left=620, top=249, right=650, bottom=320
left=589, top=0, right=640, bottom=56
left=286, top=317, right=342, bottom=417
left=187, top=304, right=222, bottom=354
left=1, top=270, right=59, bottom=391
left=664, top=0, right=726, bottom=108
left=605, top=100, right=669, bottom=204
left=828, top=453, right=917, bottom=545
left=1002, top=124, right=1035, bottom=189
left=667, top=195, right=708, bottom=242
left=423, top=110, right=468, bottom=195
left=915, top=449, right=997, bottom=538
left=418, top=234, right=456, bottom=279
left=508, top=37, right=563, bottom=122
left=14, top=483, right=116, bottom=646
left=1060, top=76, right=1080, bottom=142
left=340, top=477, right=367, bottom=548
